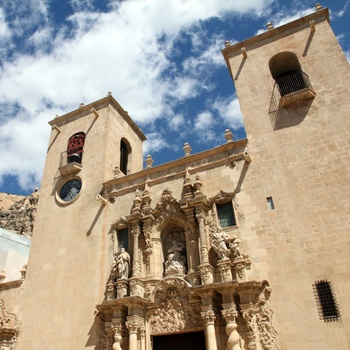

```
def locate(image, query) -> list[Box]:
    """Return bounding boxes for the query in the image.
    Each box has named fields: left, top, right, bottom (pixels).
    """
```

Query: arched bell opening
left=67, top=132, right=85, bottom=164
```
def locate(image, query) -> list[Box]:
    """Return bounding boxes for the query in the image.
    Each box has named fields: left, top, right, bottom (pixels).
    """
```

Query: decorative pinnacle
left=225, top=40, right=231, bottom=47
left=224, top=129, right=233, bottom=143
left=315, top=3, right=323, bottom=11
left=145, top=154, right=154, bottom=168
left=183, top=142, right=192, bottom=157
left=267, top=22, right=274, bottom=30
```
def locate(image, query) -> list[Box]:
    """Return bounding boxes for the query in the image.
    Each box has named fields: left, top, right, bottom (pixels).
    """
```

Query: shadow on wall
left=268, top=97, right=314, bottom=130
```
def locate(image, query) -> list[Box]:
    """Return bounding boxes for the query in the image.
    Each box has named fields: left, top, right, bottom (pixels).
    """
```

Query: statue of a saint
left=164, top=240, right=186, bottom=275
left=210, top=226, right=231, bottom=260
left=111, top=248, right=130, bottom=280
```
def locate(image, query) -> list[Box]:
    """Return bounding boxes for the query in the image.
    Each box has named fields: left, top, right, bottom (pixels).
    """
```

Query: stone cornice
left=48, top=94, right=147, bottom=141
left=222, top=7, right=329, bottom=78
left=101, top=138, right=248, bottom=198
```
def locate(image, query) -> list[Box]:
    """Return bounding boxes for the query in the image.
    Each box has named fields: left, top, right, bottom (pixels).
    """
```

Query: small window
left=120, top=139, right=130, bottom=175
left=117, top=228, right=129, bottom=251
left=67, top=132, right=85, bottom=164
left=216, top=202, right=236, bottom=228
left=313, top=279, right=340, bottom=322
left=267, top=197, right=275, bottom=210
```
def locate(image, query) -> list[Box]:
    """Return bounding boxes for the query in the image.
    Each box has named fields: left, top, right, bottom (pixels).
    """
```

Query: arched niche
left=161, top=225, right=187, bottom=277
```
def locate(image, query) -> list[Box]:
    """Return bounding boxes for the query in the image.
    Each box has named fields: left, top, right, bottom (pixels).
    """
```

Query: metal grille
left=216, top=202, right=236, bottom=228
left=276, top=71, right=307, bottom=96
left=313, top=279, right=340, bottom=321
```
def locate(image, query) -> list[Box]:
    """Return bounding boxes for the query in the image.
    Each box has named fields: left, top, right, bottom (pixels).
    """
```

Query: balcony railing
left=58, top=150, right=83, bottom=176
left=272, top=71, right=316, bottom=107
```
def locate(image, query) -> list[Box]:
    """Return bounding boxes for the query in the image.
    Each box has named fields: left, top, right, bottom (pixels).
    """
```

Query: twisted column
left=111, top=324, right=123, bottom=350
left=222, top=304, right=242, bottom=350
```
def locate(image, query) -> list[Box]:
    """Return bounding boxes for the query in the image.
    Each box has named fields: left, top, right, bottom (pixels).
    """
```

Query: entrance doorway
left=153, top=331, right=205, bottom=350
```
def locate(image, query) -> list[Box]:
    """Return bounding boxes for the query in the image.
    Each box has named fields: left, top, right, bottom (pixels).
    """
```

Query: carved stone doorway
left=153, top=331, right=205, bottom=350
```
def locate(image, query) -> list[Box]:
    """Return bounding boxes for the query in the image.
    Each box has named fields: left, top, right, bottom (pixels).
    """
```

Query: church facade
left=1, top=4, right=350, bottom=350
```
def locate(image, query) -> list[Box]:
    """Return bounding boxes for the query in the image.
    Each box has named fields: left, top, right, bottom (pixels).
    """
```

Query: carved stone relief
left=256, top=286, right=280, bottom=350
left=0, top=299, right=20, bottom=350
left=163, top=227, right=187, bottom=276
left=147, top=277, right=202, bottom=335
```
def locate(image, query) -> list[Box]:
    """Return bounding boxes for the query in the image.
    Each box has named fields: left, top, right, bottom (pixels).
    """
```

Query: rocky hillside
left=0, top=189, right=39, bottom=236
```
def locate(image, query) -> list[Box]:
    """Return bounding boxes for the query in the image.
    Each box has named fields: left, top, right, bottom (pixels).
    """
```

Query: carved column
left=201, top=305, right=218, bottom=350
left=222, top=303, right=242, bottom=350
left=126, top=320, right=140, bottom=350
left=131, top=223, right=141, bottom=277
left=140, top=326, right=145, bottom=350
left=111, top=323, right=123, bottom=350
left=196, top=210, right=208, bottom=264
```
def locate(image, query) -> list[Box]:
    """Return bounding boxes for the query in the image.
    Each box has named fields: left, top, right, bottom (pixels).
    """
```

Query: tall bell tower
left=18, top=94, right=146, bottom=349
left=222, top=4, right=350, bottom=348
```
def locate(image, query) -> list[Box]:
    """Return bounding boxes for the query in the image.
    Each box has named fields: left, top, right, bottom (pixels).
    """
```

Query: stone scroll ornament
left=0, top=299, right=20, bottom=350
left=256, top=286, right=280, bottom=350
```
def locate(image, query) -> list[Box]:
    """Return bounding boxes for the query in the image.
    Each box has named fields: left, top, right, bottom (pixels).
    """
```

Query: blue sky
left=0, top=0, right=349, bottom=196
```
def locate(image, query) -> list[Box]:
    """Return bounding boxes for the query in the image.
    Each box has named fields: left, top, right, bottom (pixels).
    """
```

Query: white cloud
left=213, top=96, right=243, bottom=131
left=345, top=50, right=350, bottom=64
left=256, top=7, right=314, bottom=35
left=0, top=0, right=276, bottom=191
left=143, top=132, right=170, bottom=157
left=332, top=0, right=350, bottom=18
left=194, top=111, right=214, bottom=130
left=0, top=8, right=10, bottom=40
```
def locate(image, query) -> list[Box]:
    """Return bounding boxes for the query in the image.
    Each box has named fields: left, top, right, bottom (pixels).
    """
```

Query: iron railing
left=275, top=71, right=311, bottom=97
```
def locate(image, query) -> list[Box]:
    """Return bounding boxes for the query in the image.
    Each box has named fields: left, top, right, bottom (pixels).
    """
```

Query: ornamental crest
left=147, top=277, right=202, bottom=335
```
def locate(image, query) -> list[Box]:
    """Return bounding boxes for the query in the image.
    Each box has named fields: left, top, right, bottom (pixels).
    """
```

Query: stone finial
left=145, top=154, right=154, bottom=168
left=113, top=165, right=123, bottom=178
left=315, top=3, right=323, bottom=11
left=194, top=173, right=203, bottom=197
left=224, top=129, right=233, bottom=143
left=107, top=91, right=112, bottom=96
left=267, top=22, right=274, bottom=30
left=79, top=103, right=85, bottom=108
left=132, top=190, right=142, bottom=214
left=225, top=40, right=231, bottom=47
left=0, top=270, right=6, bottom=282
left=183, top=142, right=192, bottom=157
left=20, top=265, right=27, bottom=281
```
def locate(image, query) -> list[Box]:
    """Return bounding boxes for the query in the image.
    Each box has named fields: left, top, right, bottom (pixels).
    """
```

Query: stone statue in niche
left=210, top=225, right=242, bottom=261
left=110, top=247, right=130, bottom=280
left=163, top=228, right=187, bottom=276
left=165, top=240, right=186, bottom=275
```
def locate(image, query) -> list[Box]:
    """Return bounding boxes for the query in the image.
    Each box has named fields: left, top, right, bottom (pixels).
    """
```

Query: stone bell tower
left=222, top=4, right=350, bottom=349
left=18, top=94, right=146, bottom=350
